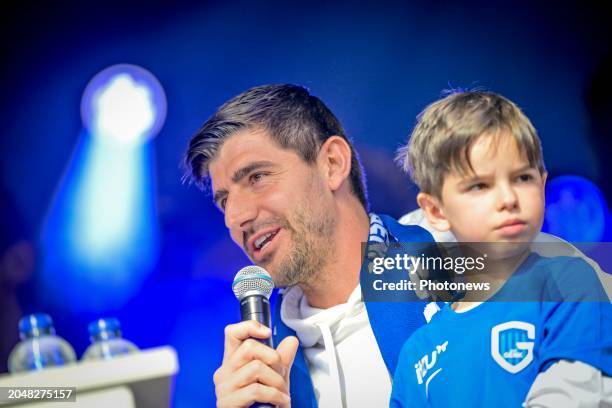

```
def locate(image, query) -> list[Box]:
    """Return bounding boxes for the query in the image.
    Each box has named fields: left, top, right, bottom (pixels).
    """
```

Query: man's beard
left=274, top=204, right=336, bottom=287
left=254, top=199, right=336, bottom=288
left=250, top=171, right=337, bottom=287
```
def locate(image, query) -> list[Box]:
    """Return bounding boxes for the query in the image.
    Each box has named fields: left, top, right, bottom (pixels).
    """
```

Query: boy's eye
left=516, top=174, right=534, bottom=182
left=468, top=182, right=488, bottom=191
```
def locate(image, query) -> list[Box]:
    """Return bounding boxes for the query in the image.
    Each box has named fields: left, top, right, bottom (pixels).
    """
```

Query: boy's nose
left=497, top=184, right=519, bottom=211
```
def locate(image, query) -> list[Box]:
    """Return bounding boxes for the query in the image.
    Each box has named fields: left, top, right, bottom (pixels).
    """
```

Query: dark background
left=1, top=1, right=611, bottom=406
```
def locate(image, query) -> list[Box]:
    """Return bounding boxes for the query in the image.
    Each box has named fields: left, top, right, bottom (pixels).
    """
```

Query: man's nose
left=224, top=192, right=257, bottom=233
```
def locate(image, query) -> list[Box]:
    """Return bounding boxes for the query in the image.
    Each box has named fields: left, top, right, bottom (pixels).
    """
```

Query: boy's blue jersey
left=390, top=254, right=612, bottom=407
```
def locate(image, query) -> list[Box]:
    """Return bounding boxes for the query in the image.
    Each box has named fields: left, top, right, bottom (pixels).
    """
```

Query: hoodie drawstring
left=317, top=322, right=344, bottom=407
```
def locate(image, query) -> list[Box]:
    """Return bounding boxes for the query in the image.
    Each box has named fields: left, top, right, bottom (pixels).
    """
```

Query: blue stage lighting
left=543, top=175, right=609, bottom=242
left=81, top=64, right=166, bottom=146
left=40, top=64, right=166, bottom=312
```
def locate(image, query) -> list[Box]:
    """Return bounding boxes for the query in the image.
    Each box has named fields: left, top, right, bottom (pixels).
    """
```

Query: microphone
left=232, top=266, right=276, bottom=408
left=232, top=265, right=275, bottom=347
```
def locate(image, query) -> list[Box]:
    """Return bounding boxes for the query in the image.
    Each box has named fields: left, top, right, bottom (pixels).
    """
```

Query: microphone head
left=232, top=266, right=274, bottom=300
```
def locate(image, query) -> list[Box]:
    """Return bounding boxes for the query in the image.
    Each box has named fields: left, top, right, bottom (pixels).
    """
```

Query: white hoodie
left=280, top=284, right=392, bottom=407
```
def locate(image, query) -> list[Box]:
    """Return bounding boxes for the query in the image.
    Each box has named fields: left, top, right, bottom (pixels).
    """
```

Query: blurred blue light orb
left=81, top=64, right=166, bottom=145
left=544, top=175, right=608, bottom=242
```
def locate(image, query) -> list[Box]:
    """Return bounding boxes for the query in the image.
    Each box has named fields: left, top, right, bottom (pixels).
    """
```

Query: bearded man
left=183, top=84, right=433, bottom=407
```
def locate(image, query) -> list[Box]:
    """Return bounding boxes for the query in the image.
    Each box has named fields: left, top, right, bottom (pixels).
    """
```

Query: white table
left=0, top=346, right=179, bottom=407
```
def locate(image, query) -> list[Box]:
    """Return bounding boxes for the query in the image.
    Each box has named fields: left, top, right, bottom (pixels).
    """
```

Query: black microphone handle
left=240, top=295, right=273, bottom=347
left=240, top=295, right=275, bottom=407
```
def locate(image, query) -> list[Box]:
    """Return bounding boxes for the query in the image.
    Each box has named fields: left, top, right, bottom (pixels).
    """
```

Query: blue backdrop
left=1, top=1, right=610, bottom=406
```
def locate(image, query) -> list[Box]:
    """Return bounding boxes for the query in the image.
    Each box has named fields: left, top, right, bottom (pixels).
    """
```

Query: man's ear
left=317, top=136, right=351, bottom=191
left=417, top=192, right=451, bottom=232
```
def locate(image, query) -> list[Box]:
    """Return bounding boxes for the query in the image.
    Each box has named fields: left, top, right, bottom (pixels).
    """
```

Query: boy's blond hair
left=396, top=91, right=546, bottom=198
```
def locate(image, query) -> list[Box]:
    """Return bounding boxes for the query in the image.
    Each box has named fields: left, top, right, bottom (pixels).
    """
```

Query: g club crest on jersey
left=491, top=321, right=535, bottom=374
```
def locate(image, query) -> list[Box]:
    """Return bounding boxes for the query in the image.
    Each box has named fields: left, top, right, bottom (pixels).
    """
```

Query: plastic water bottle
left=82, top=318, right=138, bottom=360
left=7, top=313, right=77, bottom=373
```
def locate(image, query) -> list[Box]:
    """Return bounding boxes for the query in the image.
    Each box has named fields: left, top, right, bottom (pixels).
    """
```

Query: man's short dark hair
left=183, top=84, right=368, bottom=210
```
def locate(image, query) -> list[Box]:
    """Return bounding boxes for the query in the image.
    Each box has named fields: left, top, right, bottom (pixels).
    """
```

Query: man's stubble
left=271, top=175, right=337, bottom=288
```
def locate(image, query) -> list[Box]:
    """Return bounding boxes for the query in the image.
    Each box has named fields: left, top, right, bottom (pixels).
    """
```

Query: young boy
left=390, top=91, right=612, bottom=406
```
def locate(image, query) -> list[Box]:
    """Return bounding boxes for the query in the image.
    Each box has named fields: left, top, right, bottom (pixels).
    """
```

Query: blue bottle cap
left=88, top=318, right=122, bottom=341
left=18, top=313, right=55, bottom=339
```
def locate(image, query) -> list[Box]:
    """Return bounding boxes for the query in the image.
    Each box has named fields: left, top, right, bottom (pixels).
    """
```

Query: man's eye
left=516, top=174, right=534, bottom=183
left=249, top=173, right=266, bottom=184
left=215, top=197, right=227, bottom=211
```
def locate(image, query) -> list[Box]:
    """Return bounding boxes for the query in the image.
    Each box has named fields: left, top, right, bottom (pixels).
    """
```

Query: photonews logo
left=490, top=321, right=535, bottom=374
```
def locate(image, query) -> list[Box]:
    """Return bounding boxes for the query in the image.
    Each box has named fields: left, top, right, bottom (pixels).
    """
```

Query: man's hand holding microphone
left=214, top=266, right=299, bottom=408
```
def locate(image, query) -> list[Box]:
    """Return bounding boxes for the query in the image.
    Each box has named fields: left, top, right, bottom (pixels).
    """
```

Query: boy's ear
left=317, top=136, right=351, bottom=191
left=417, top=192, right=451, bottom=232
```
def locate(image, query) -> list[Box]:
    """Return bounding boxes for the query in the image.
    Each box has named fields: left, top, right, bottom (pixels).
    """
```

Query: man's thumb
left=277, top=335, right=299, bottom=378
